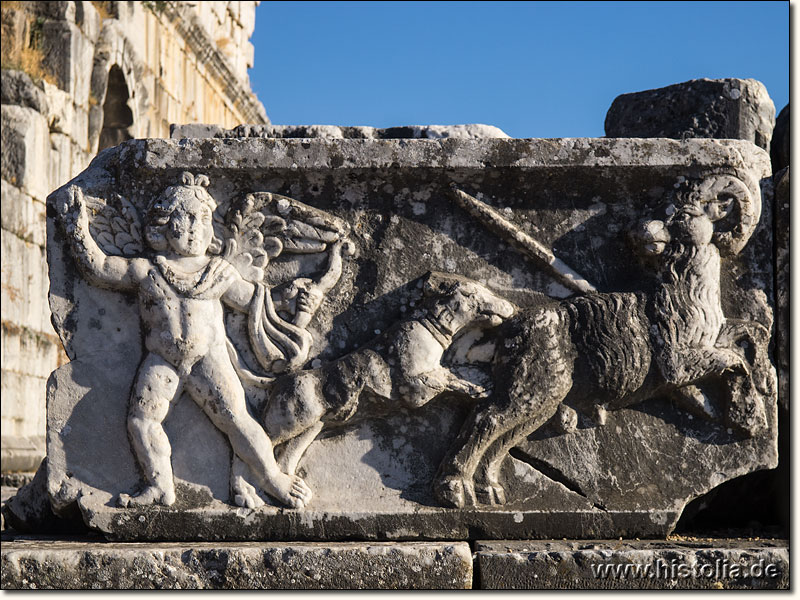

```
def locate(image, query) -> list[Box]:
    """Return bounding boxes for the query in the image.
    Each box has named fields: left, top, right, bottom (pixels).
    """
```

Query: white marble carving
left=434, top=177, right=776, bottom=508
left=231, top=272, right=515, bottom=507
left=39, top=138, right=778, bottom=542
left=55, top=173, right=354, bottom=508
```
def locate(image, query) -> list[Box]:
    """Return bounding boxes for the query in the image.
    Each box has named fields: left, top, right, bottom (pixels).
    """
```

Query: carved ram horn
left=697, top=175, right=759, bottom=256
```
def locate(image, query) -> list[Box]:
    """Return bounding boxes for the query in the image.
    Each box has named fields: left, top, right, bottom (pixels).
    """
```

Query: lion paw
left=434, top=477, right=477, bottom=508
left=475, top=483, right=507, bottom=506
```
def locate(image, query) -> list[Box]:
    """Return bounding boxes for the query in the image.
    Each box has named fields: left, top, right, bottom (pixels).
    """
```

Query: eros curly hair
left=144, top=172, right=223, bottom=254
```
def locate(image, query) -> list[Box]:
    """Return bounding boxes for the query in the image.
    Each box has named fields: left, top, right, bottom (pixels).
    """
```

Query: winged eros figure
left=58, top=172, right=353, bottom=509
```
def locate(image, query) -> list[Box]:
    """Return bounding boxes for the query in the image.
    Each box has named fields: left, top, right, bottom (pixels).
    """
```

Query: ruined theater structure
left=44, top=136, right=777, bottom=541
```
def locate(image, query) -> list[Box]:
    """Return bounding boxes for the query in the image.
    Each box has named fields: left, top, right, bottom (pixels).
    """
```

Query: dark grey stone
left=771, top=104, right=789, bottom=173
left=605, top=78, right=775, bottom=151
left=1, top=459, right=86, bottom=534
left=774, top=167, right=788, bottom=410
left=475, top=539, right=789, bottom=589
left=1, top=538, right=472, bottom=589
left=0, top=69, right=48, bottom=113
left=23, top=1, right=76, bottom=21
left=1, top=487, right=17, bottom=530
left=2, top=460, right=50, bottom=533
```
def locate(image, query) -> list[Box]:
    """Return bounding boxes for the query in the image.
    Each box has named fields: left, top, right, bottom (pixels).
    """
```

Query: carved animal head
left=422, top=272, right=516, bottom=332
left=631, top=175, right=759, bottom=261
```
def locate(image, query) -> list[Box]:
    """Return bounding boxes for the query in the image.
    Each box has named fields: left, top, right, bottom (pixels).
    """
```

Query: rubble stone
left=605, top=78, right=775, bottom=151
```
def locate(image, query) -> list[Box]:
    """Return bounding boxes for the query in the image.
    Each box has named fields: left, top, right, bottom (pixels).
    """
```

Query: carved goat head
left=630, top=175, right=759, bottom=261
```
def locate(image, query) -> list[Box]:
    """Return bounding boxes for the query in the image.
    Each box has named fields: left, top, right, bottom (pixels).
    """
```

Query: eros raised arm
left=58, top=186, right=144, bottom=291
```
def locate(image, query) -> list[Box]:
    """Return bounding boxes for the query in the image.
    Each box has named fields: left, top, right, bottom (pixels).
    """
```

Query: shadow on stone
left=2, top=459, right=87, bottom=535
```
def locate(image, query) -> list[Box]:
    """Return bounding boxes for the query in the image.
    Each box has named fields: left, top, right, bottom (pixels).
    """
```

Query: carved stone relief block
left=45, top=137, right=777, bottom=541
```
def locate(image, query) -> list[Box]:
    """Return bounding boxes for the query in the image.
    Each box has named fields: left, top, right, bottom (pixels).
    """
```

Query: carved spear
left=450, top=185, right=597, bottom=294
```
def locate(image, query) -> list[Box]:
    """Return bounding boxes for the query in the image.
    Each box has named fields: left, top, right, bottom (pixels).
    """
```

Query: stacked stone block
left=1, top=74, right=77, bottom=468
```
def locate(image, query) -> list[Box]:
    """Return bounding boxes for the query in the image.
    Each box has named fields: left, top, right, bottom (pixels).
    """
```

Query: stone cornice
left=160, top=2, right=268, bottom=125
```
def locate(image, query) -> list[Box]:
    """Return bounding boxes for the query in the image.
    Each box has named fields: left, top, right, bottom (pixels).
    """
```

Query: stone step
left=0, top=537, right=473, bottom=589
left=475, top=539, right=789, bottom=590
left=2, top=535, right=789, bottom=589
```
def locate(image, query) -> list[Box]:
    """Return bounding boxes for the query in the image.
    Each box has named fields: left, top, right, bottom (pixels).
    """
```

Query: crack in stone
left=509, top=448, right=608, bottom=512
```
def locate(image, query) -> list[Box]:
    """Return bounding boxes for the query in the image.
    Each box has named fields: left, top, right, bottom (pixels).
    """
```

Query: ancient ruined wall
left=1, top=0, right=267, bottom=470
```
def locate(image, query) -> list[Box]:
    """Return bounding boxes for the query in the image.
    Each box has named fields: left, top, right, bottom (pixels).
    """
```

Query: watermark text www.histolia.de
left=591, top=558, right=781, bottom=581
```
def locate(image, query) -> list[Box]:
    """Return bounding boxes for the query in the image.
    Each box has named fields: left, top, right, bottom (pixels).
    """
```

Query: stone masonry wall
left=1, top=1, right=267, bottom=470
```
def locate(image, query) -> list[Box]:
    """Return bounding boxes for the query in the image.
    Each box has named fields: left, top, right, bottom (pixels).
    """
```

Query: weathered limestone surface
left=1, top=539, right=472, bottom=589
left=0, top=437, right=46, bottom=475
left=0, top=70, right=49, bottom=113
left=43, top=137, right=777, bottom=541
left=0, top=1, right=268, bottom=468
left=1, top=104, right=52, bottom=201
left=475, top=539, right=789, bottom=589
left=605, top=78, right=775, bottom=151
left=170, top=123, right=510, bottom=140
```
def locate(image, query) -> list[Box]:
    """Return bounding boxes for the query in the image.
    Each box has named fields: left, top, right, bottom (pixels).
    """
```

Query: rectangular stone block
left=47, top=133, right=91, bottom=196
left=116, top=5, right=147, bottom=66
left=41, top=81, right=75, bottom=138
left=242, top=40, right=254, bottom=70
left=40, top=20, right=94, bottom=107
left=0, top=435, right=46, bottom=473
left=210, top=1, right=226, bottom=25
left=1, top=320, right=64, bottom=380
left=0, top=370, right=47, bottom=438
left=0, top=10, right=29, bottom=69
left=27, top=1, right=76, bottom=21
left=227, top=1, right=241, bottom=25
left=1, top=230, right=51, bottom=335
left=605, top=78, right=775, bottom=151
left=71, top=106, right=89, bottom=149
left=1, top=180, right=47, bottom=247
left=1, top=540, right=472, bottom=589
left=475, top=540, right=788, bottom=589
left=0, top=70, right=48, bottom=114
left=240, top=3, right=257, bottom=33
left=0, top=105, right=51, bottom=202
left=48, top=133, right=74, bottom=197
left=240, top=3, right=256, bottom=33
left=169, top=123, right=511, bottom=139
left=44, top=137, right=777, bottom=542
left=75, top=0, right=101, bottom=42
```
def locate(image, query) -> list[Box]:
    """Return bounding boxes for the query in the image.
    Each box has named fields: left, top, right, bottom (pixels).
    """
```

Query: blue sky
left=248, top=1, right=789, bottom=138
